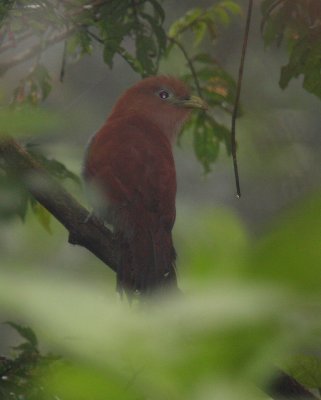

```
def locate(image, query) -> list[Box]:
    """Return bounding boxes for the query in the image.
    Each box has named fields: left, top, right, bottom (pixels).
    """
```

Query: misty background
left=1, top=0, right=320, bottom=353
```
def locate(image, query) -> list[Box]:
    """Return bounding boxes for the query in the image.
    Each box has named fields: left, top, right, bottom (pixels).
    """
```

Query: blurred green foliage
left=1, top=2, right=321, bottom=399
left=261, top=0, right=321, bottom=99
left=0, top=106, right=58, bottom=136
left=285, top=354, right=321, bottom=392
left=1, top=190, right=321, bottom=399
left=0, top=322, right=57, bottom=400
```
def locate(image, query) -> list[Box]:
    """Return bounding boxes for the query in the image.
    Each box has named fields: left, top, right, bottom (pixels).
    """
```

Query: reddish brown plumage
left=83, top=75, right=206, bottom=295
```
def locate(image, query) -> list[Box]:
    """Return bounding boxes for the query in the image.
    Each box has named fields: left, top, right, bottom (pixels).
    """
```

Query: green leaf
left=285, top=355, right=321, bottom=390
left=99, top=1, right=131, bottom=23
left=148, top=0, right=165, bottom=23
left=184, top=58, right=236, bottom=112
left=26, top=146, right=81, bottom=185
left=181, top=50, right=236, bottom=167
left=96, top=1, right=133, bottom=69
left=168, top=8, right=203, bottom=38
left=261, top=0, right=321, bottom=100
left=261, top=11, right=285, bottom=47
left=0, top=175, right=30, bottom=221
left=168, top=1, right=240, bottom=44
left=213, top=119, right=232, bottom=155
left=31, top=200, right=52, bottom=234
left=67, top=30, right=93, bottom=57
left=119, top=47, right=144, bottom=75
left=153, top=22, right=167, bottom=52
left=193, top=114, right=220, bottom=172
left=5, top=322, right=38, bottom=347
left=103, top=39, right=120, bottom=68
left=302, top=43, right=321, bottom=99
left=0, top=321, right=57, bottom=399
left=136, top=34, right=157, bottom=75
left=210, top=5, right=230, bottom=27
left=193, top=21, right=207, bottom=47
left=220, top=0, right=242, bottom=15
left=100, top=20, right=132, bottom=68
left=279, top=36, right=321, bottom=99
left=140, top=12, right=167, bottom=53
left=77, top=30, right=93, bottom=55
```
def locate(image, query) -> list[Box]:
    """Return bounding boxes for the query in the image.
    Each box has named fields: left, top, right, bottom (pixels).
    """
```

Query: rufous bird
left=83, top=75, right=207, bottom=296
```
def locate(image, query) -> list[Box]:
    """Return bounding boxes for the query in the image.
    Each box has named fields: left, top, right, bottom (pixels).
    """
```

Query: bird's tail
left=116, top=226, right=177, bottom=297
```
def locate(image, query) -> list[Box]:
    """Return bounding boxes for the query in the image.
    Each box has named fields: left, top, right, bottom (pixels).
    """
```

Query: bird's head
left=110, top=75, right=208, bottom=142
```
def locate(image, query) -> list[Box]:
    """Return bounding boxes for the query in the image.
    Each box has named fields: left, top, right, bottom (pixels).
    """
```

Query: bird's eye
left=159, top=90, right=169, bottom=100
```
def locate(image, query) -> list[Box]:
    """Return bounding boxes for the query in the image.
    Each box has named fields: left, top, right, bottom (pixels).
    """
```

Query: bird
left=83, top=75, right=207, bottom=297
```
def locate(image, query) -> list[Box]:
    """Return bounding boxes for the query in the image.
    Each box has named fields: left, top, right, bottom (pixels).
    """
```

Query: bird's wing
left=84, top=115, right=176, bottom=230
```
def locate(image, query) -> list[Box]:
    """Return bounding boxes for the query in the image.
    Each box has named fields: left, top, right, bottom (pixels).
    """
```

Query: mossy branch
left=0, top=136, right=118, bottom=272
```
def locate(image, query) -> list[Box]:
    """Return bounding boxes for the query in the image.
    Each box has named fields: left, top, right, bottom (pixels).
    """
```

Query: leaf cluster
left=182, top=53, right=237, bottom=171
left=1, top=0, right=241, bottom=174
left=66, top=0, right=167, bottom=76
left=166, top=1, right=240, bottom=171
left=261, top=0, right=321, bottom=99
left=0, top=322, right=56, bottom=400
left=168, top=0, right=241, bottom=45
left=13, top=64, right=51, bottom=106
left=0, top=0, right=167, bottom=91
left=0, top=136, right=79, bottom=230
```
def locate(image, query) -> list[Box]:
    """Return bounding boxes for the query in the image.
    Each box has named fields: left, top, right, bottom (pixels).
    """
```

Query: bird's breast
left=84, top=114, right=177, bottom=229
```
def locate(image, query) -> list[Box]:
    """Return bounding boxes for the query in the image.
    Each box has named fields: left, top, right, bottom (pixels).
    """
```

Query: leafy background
left=0, top=0, right=321, bottom=399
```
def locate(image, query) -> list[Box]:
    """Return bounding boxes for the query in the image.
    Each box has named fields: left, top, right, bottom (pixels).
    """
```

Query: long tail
left=116, top=226, right=177, bottom=297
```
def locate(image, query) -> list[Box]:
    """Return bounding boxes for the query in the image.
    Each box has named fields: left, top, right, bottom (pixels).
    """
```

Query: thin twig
left=83, top=27, right=104, bottom=44
left=168, top=36, right=203, bottom=99
left=60, top=39, right=68, bottom=82
left=231, top=0, right=253, bottom=198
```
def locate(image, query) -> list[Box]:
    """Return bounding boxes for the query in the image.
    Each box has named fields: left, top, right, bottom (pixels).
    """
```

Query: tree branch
left=0, top=137, right=118, bottom=273
left=0, top=28, right=76, bottom=77
left=0, top=30, right=34, bottom=54
left=0, top=0, right=107, bottom=76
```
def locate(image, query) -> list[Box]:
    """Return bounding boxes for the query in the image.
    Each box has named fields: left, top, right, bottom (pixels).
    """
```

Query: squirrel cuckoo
left=83, top=75, right=207, bottom=296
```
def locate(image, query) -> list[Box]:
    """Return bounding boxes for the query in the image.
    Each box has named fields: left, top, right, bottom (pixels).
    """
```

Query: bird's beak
left=176, top=95, right=208, bottom=111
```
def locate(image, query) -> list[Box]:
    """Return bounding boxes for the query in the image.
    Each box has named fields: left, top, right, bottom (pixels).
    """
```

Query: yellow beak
left=177, top=95, right=208, bottom=110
